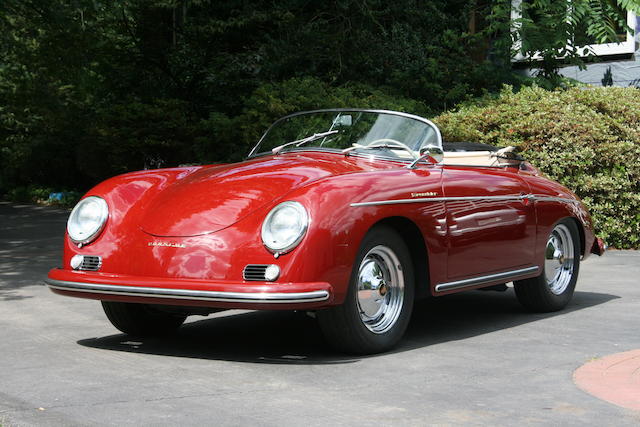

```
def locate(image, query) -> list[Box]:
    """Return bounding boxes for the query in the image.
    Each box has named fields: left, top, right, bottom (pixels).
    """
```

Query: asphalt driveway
left=1, top=201, right=639, bottom=426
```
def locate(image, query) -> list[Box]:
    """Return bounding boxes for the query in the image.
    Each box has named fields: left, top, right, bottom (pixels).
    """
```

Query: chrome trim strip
left=351, top=195, right=526, bottom=207
left=434, top=266, right=539, bottom=292
left=350, top=194, right=579, bottom=207
left=45, top=279, right=330, bottom=304
left=442, top=164, right=510, bottom=168
left=532, top=195, right=579, bottom=204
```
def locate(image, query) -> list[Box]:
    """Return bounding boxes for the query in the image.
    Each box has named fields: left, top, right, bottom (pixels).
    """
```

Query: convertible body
left=46, top=109, right=604, bottom=353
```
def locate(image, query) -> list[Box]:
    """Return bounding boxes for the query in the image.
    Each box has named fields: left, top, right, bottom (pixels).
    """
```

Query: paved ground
left=574, top=349, right=640, bottom=411
left=1, top=201, right=640, bottom=426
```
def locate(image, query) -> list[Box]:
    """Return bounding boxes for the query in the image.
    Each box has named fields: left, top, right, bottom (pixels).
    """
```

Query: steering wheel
left=368, top=138, right=404, bottom=147
left=366, top=139, right=418, bottom=159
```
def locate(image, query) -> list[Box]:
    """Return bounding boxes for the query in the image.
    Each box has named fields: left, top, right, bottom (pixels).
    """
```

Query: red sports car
left=46, top=109, right=605, bottom=354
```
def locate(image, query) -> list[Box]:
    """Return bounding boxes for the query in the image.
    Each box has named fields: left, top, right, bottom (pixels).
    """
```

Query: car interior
left=441, top=142, right=523, bottom=167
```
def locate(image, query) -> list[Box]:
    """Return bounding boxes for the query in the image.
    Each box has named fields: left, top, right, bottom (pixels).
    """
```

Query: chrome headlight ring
left=67, top=196, right=109, bottom=245
left=261, top=201, right=309, bottom=256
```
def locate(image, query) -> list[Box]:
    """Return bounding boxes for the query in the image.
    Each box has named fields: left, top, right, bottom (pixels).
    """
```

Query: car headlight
left=67, top=196, right=109, bottom=245
left=261, top=201, right=309, bottom=254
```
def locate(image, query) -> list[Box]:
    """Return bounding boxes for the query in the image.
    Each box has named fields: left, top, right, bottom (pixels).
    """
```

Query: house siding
left=522, top=17, right=640, bottom=87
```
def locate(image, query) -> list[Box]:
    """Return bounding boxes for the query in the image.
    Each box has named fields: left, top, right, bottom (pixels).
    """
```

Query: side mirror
left=407, top=144, right=444, bottom=169
left=421, top=145, right=444, bottom=163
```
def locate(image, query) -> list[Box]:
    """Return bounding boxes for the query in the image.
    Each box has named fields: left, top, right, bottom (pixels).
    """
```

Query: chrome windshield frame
left=246, top=108, right=443, bottom=159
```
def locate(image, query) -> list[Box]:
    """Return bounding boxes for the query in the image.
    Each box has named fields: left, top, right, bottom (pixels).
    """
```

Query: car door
left=442, top=165, right=536, bottom=281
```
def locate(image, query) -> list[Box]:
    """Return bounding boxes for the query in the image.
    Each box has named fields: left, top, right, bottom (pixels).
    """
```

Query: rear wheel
left=101, top=301, right=187, bottom=337
left=514, top=219, right=581, bottom=312
left=317, top=226, right=415, bottom=354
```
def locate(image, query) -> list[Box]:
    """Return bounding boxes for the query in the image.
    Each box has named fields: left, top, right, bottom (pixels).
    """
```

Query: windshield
left=248, top=110, right=441, bottom=161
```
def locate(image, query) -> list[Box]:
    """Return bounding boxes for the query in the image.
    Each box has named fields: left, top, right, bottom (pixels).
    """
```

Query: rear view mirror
left=333, top=114, right=352, bottom=127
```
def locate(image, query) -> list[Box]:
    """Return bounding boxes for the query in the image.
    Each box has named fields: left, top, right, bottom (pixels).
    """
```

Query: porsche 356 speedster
left=46, top=109, right=605, bottom=354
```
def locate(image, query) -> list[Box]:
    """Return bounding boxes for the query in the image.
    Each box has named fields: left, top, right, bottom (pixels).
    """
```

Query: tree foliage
left=493, top=0, right=640, bottom=81
left=0, top=0, right=522, bottom=194
left=1, top=0, right=639, bottom=197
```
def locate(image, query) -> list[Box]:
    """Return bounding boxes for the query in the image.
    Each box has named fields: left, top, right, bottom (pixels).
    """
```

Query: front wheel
left=514, top=219, right=581, bottom=312
left=317, top=226, right=415, bottom=354
left=101, top=301, right=187, bottom=337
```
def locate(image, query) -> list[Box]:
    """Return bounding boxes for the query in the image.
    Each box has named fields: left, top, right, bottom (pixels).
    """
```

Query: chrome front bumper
left=45, top=278, right=330, bottom=304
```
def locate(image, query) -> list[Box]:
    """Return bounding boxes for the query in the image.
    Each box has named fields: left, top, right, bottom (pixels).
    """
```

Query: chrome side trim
left=45, top=279, right=330, bottom=304
left=532, top=195, right=579, bottom=204
left=434, top=266, right=539, bottom=292
left=351, top=195, right=525, bottom=207
left=350, top=194, right=579, bottom=207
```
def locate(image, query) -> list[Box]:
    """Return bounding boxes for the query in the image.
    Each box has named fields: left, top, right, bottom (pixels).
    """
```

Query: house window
left=511, top=0, right=637, bottom=61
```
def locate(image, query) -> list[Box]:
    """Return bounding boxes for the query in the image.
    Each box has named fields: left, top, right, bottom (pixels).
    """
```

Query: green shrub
left=6, top=186, right=54, bottom=203
left=5, top=186, right=80, bottom=208
left=434, top=86, right=640, bottom=249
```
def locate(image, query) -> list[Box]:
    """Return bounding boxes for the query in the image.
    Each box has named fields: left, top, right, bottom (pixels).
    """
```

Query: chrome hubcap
left=544, top=224, right=575, bottom=295
left=356, top=245, right=405, bottom=334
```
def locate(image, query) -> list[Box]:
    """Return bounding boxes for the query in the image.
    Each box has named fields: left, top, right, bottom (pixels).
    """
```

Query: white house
left=512, top=1, right=640, bottom=86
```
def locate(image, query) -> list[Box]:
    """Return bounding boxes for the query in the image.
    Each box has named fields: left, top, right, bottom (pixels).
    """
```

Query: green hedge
left=434, top=86, right=640, bottom=249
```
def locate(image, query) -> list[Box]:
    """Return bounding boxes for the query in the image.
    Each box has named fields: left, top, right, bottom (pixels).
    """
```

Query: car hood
left=139, top=153, right=367, bottom=237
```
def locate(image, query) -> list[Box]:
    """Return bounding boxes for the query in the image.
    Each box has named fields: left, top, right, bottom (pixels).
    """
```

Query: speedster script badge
left=148, top=241, right=187, bottom=248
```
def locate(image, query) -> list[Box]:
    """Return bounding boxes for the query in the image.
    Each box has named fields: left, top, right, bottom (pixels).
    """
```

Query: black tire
left=514, top=218, right=581, bottom=312
left=101, top=301, right=187, bottom=336
left=317, top=225, right=415, bottom=354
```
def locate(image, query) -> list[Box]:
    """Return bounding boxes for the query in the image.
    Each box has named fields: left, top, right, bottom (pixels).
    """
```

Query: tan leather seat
left=442, top=146, right=521, bottom=167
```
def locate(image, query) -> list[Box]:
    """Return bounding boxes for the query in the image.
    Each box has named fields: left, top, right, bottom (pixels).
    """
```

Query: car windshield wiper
left=272, top=130, right=339, bottom=155
left=342, top=141, right=418, bottom=160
